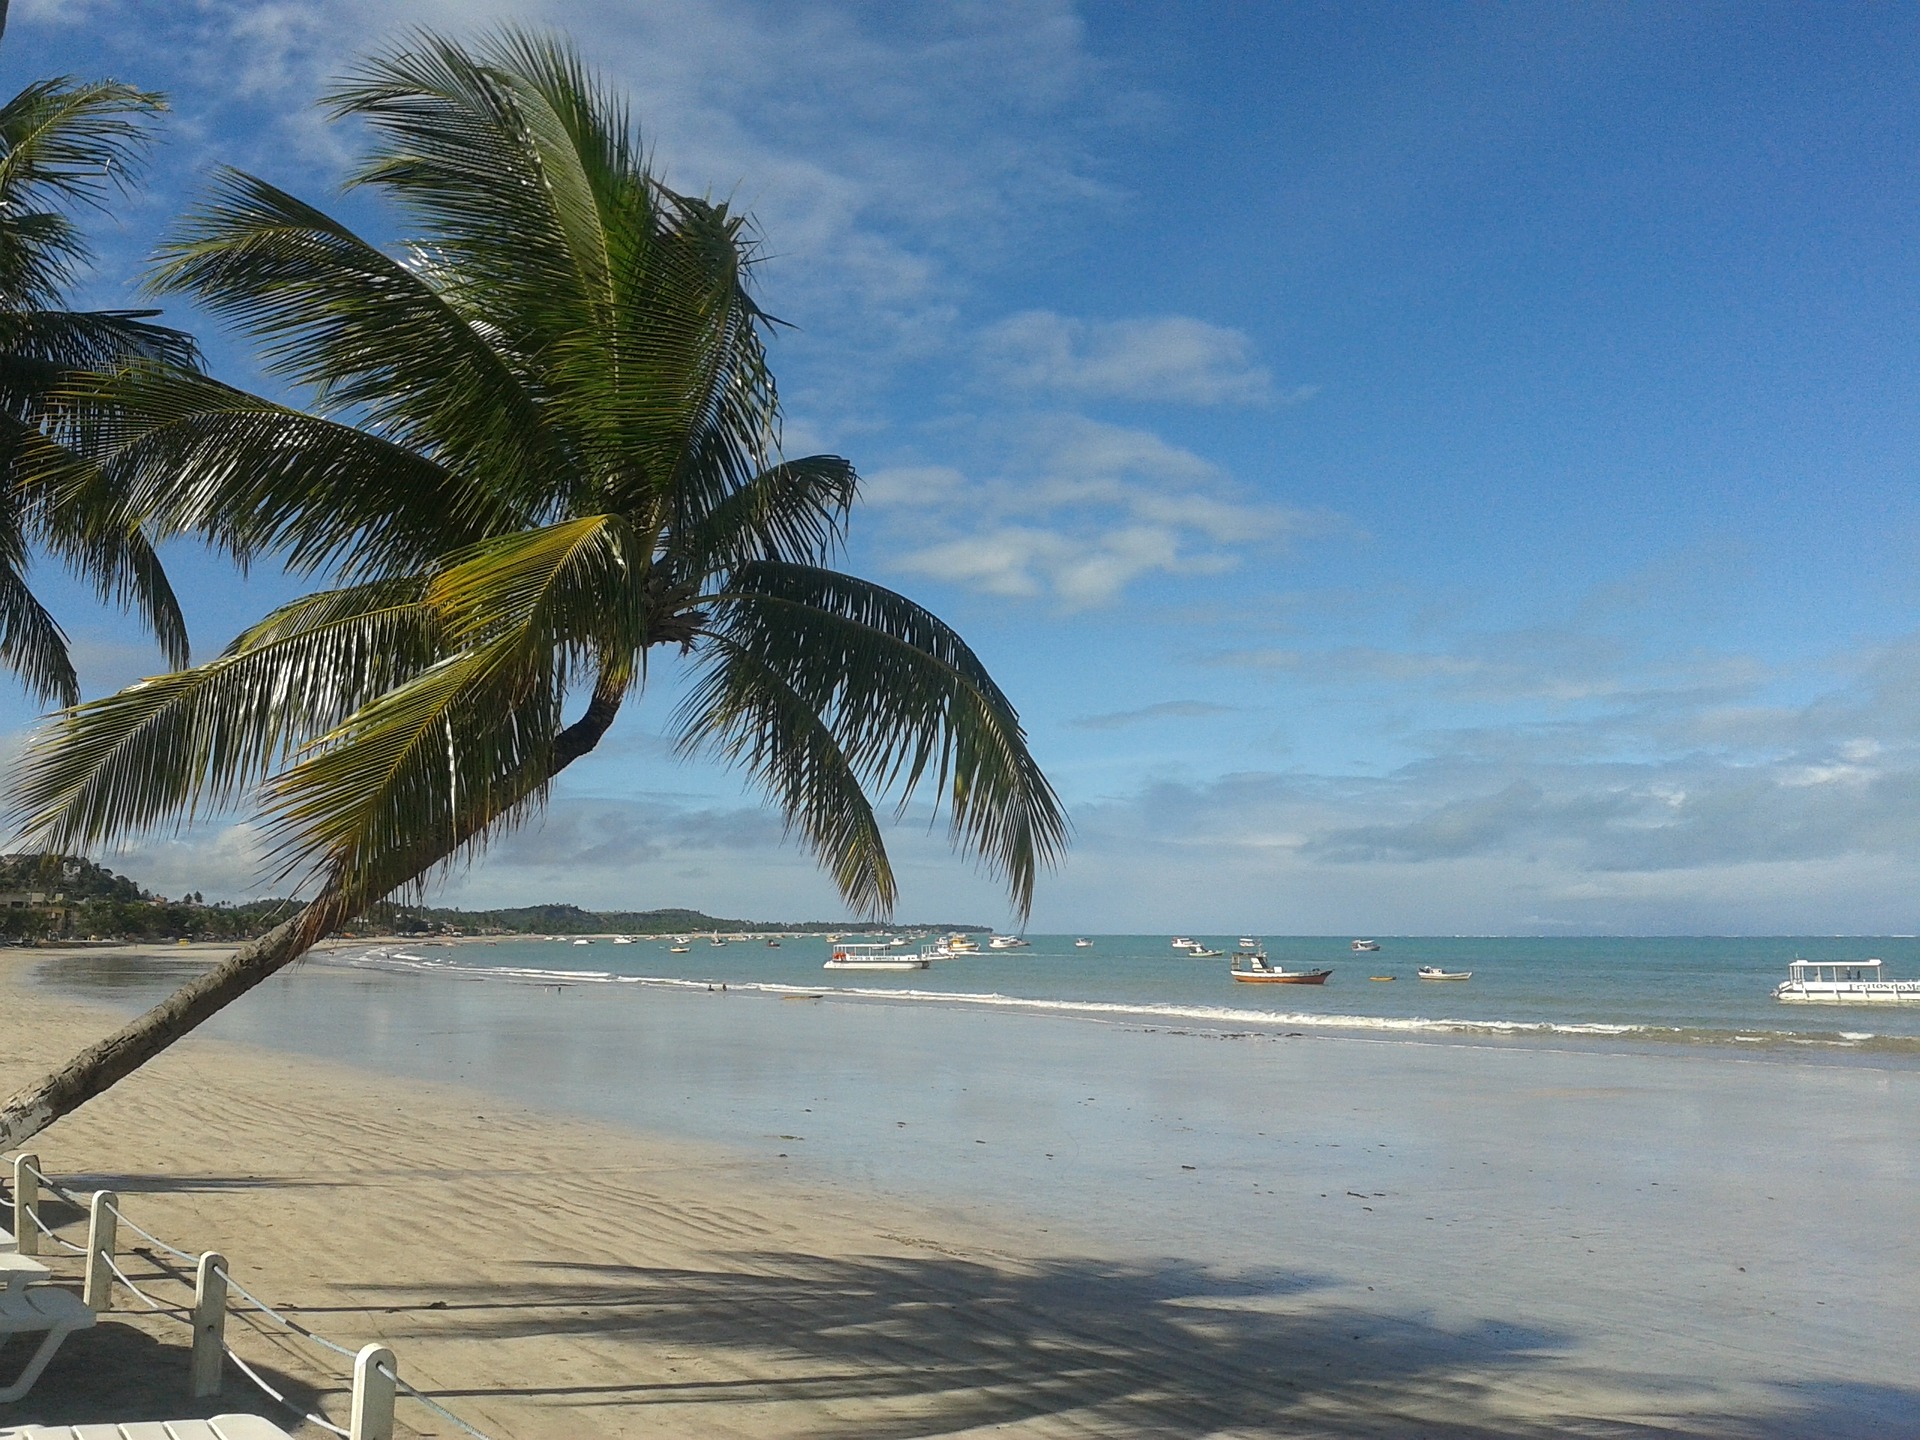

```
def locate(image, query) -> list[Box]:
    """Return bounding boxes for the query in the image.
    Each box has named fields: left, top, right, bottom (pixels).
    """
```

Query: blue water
left=343, top=933, right=1920, bottom=1060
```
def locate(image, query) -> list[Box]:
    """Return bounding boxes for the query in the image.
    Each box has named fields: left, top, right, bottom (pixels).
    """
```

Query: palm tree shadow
left=343, top=1247, right=1914, bottom=1439
left=0, top=1319, right=318, bottom=1431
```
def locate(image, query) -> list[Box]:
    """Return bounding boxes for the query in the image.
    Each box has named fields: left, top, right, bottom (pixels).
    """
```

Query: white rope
left=20, top=1201, right=88, bottom=1253
left=223, top=1342, right=352, bottom=1439
left=213, top=1264, right=360, bottom=1361
left=98, top=1249, right=191, bottom=1319
left=382, top=1364, right=502, bottom=1440
left=103, top=1197, right=199, bottom=1265
left=15, top=1158, right=83, bottom=1206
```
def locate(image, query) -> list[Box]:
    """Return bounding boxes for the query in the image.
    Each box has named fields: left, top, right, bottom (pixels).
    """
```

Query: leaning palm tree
left=0, top=31, right=1063, bottom=1150
left=0, top=71, right=195, bottom=704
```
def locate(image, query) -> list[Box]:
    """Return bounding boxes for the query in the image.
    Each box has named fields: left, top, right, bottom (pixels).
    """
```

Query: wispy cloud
left=977, top=309, right=1304, bottom=407
left=871, top=413, right=1331, bottom=607
left=1069, top=700, right=1238, bottom=731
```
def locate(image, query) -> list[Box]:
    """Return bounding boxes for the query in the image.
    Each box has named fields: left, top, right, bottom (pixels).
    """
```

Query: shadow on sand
left=0, top=1319, right=321, bottom=1433
left=329, top=1249, right=1919, bottom=1440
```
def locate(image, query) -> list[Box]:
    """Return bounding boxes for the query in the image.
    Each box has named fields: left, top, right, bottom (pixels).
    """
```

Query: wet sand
left=3, top=943, right=1918, bottom=1438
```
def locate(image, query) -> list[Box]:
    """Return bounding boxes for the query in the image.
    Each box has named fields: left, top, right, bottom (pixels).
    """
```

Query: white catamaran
left=1775, top=958, right=1920, bottom=1005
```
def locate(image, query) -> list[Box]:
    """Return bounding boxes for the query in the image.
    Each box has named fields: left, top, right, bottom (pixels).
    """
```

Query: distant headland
left=0, top=854, right=986, bottom=943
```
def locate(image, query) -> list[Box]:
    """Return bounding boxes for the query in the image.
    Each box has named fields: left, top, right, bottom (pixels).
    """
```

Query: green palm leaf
left=687, top=563, right=1067, bottom=917
left=0, top=70, right=196, bottom=702
left=10, top=581, right=440, bottom=850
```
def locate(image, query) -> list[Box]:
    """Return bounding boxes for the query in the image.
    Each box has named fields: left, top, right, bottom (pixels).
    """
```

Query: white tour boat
left=824, top=941, right=931, bottom=972
left=1074, top=938, right=1094, bottom=948
left=988, top=934, right=1031, bottom=949
left=1351, top=939, right=1381, bottom=953
left=1417, top=965, right=1471, bottom=981
left=1775, top=958, right=1920, bottom=1005
left=1171, top=937, right=1199, bottom=950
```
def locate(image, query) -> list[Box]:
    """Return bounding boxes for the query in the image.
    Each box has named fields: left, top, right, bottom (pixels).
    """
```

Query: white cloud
left=977, top=309, right=1295, bottom=406
left=874, top=413, right=1326, bottom=607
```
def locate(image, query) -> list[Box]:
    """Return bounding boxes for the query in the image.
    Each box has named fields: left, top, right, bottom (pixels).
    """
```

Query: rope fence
left=3, top=1149, right=500, bottom=1440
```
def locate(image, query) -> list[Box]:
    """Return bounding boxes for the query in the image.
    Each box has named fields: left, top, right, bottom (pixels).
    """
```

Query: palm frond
left=51, top=362, right=508, bottom=576
left=685, top=563, right=1067, bottom=917
left=149, top=170, right=570, bottom=512
left=260, top=517, right=649, bottom=902
left=0, top=310, right=198, bottom=403
left=0, top=78, right=166, bottom=304
left=425, top=513, right=645, bottom=664
left=682, top=633, right=895, bottom=914
left=260, top=635, right=566, bottom=903
left=670, top=454, right=856, bottom=575
left=328, top=30, right=782, bottom=541
left=2, top=415, right=190, bottom=669
left=0, top=558, right=77, bottom=706
left=6, top=581, right=440, bottom=850
left=37, top=505, right=189, bottom=669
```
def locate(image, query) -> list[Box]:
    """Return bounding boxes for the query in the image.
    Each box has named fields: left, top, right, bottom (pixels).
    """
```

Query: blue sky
left=6, top=1, right=1920, bottom=933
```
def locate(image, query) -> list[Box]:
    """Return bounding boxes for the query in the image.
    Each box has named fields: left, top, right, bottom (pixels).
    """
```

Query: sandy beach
left=4, top=942, right=1919, bottom=1438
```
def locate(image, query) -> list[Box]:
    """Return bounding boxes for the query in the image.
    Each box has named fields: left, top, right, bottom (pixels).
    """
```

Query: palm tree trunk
left=0, top=683, right=624, bottom=1152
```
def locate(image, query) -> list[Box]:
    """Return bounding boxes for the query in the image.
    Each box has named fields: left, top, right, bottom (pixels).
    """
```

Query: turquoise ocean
left=336, top=931, right=1920, bottom=1059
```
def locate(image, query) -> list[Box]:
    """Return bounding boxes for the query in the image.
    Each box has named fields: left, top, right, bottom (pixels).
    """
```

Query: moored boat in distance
left=1074, top=937, right=1093, bottom=948
left=1171, top=937, right=1198, bottom=951
left=1228, top=950, right=1332, bottom=985
left=824, top=941, right=931, bottom=971
left=1775, top=958, right=1920, bottom=1004
left=1417, top=965, right=1471, bottom=981
left=988, top=935, right=1030, bottom=949
left=1188, top=945, right=1225, bottom=958
left=1351, top=939, right=1380, bottom=952
left=669, top=943, right=690, bottom=953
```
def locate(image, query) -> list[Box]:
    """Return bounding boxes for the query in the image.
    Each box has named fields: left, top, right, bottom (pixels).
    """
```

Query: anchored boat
left=1229, top=950, right=1331, bottom=985
left=1417, top=966, right=1471, bottom=981
left=824, top=942, right=931, bottom=971
left=1775, top=958, right=1920, bottom=1004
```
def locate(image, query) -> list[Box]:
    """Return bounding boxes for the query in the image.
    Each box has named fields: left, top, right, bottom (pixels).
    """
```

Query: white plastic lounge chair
left=0, top=1252, right=96, bottom=1405
left=1, top=1420, right=293, bottom=1439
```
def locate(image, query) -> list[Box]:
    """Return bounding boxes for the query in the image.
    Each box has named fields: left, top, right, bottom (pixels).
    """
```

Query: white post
left=11, top=1153, right=38, bottom=1256
left=83, top=1189, right=117, bottom=1312
left=191, top=1250, right=227, bottom=1397
left=350, top=1342, right=397, bottom=1440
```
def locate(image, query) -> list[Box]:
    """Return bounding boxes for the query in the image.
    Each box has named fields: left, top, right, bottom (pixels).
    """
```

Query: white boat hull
left=1776, top=983, right=1920, bottom=1004
left=824, top=958, right=930, bottom=971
